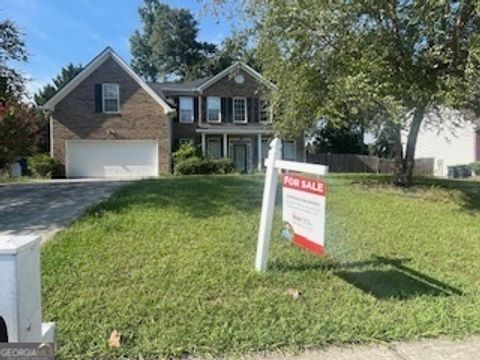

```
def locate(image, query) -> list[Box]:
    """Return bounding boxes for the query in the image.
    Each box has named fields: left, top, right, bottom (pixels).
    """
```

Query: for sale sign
left=282, top=172, right=326, bottom=255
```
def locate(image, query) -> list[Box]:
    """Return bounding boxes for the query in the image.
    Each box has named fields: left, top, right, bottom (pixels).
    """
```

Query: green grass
left=41, top=174, right=480, bottom=359
left=0, top=176, right=37, bottom=184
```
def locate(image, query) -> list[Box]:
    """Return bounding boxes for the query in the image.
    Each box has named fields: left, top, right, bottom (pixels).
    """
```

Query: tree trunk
left=393, top=105, right=426, bottom=187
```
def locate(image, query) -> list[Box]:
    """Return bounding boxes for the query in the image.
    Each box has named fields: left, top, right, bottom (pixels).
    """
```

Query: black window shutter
left=253, top=98, right=260, bottom=123
left=227, top=98, right=233, bottom=123
left=193, top=97, right=199, bottom=123
left=221, top=98, right=227, bottom=123
left=174, top=97, right=179, bottom=122
left=247, top=98, right=253, bottom=123
left=173, top=138, right=180, bottom=151
left=202, top=97, right=207, bottom=122
left=94, top=84, right=102, bottom=112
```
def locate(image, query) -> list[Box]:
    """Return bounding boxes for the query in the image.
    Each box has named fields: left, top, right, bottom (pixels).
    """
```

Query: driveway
left=0, top=179, right=131, bottom=242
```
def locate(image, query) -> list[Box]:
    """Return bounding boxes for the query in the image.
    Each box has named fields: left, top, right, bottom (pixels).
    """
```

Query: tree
left=34, top=63, right=83, bottom=106
left=215, top=0, right=480, bottom=186
left=206, top=31, right=259, bottom=74
left=130, top=0, right=217, bottom=81
left=0, top=19, right=28, bottom=99
left=0, top=102, right=48, bottom=170
left=309, top=122, right=366, bottom=155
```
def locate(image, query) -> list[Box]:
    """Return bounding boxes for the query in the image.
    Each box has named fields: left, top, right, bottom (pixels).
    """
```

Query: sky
left=1, top=0, right=235, bottom=99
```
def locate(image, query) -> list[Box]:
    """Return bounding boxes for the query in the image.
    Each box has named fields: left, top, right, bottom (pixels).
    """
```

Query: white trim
left=272, top=160, right=328, bottom=176
left=64, top=140, right=69, bottom=179
left=196, top=128, right=274, bottom=135
left=49, top=116, right=54, bottom=157
left=167, top=117, right=172, bottom=174
left=257, top=134, right=262, bottom=171
left=197, top=62, right=277, bottom=92
left=223, top=133, right=228, bottom=158
left=206, top=96, right=221, bottom=123
left=102, top=83, right=120, bottom=113
left=201, top=133, right=206, bottom=155
left=155, top=141, right=159, bottom=176
left=42, top=47, right=175, bottom=114
left=233, top=97, right=248, bottom=123
left=179, top=96, right=194, bottom=123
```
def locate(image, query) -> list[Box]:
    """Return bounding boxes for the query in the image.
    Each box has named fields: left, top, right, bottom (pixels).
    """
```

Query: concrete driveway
left=0, top=179, right=131, bottom=242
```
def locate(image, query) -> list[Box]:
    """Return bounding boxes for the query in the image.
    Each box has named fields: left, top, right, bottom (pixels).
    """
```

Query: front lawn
left=42, top=174, right=480, bottom=359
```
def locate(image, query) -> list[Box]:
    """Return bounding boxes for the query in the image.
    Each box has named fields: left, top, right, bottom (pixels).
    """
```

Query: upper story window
left=259, top=99, right=270, bottom=123
left=283, top=140, right=296, bottom=161
left=207, top=97, right=221, bottom=123
left=102, top=83, right=119, bottom=113
left=233, top=97, right=247, bottom=123
left=179, top=97, right=194, bottom=123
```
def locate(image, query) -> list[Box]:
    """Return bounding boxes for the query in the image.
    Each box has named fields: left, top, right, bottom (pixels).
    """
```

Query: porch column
left=223, top=133, right=228, bottom=158
left=257, top=134, right=262, bottom=171
left=201, top=133, right=206, bottom=156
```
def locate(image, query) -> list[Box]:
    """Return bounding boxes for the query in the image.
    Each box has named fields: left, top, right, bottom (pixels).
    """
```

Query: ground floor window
left=282, top=140, right=296, bottom=161
left=207, top=138, right=222, bottom=159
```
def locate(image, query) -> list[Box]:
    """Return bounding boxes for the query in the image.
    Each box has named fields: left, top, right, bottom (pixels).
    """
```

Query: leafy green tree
left=34, top=63, right=83, bottom=106
left=0, top=19, right=28, bottom=99
left=309, top=121, right=366, bottom=155
left=206, top=31, right=259, bottom=73
left=130, top=0, right=217, bottom=81
left=212, top=0, right=480, bottom=186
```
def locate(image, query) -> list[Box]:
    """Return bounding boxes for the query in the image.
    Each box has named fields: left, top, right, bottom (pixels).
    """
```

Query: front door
left=233, top=144, right=248, bottom=173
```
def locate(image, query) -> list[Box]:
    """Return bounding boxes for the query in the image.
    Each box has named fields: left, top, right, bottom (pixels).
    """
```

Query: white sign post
left=255, top=137, right=328, bottom=272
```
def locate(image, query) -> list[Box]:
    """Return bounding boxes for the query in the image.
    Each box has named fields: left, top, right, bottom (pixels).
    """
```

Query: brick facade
left=51, top=57, right=171, bottom=175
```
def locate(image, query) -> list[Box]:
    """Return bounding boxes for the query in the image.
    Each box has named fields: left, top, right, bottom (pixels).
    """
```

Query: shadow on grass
left=86, top=175, right=265, bottom=219
left=271, top=256, right=464, bottom=300
left=339, top=173, right=480, bottom=213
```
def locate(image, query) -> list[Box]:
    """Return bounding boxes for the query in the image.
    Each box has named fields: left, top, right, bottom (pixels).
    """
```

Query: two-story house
left=43, top=47, right=304, bottom=178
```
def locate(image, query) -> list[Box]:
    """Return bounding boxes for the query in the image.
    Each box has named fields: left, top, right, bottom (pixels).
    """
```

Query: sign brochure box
left=282, top=172, right=326, bottom=255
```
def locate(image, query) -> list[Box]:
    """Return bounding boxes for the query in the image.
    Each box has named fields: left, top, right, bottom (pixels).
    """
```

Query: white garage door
left=66, top=141, right=158, bottom=178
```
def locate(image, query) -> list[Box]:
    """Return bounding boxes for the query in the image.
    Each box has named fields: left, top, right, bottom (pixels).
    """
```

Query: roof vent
left=234, top=74, right=245, bottom=84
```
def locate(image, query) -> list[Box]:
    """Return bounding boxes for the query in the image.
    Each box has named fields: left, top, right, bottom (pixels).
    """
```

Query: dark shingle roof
left=148, top=77, right=211, bottom=96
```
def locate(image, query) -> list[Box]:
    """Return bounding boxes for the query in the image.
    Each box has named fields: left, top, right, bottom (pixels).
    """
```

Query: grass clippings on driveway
left=41, top=174, right=480, bottom=359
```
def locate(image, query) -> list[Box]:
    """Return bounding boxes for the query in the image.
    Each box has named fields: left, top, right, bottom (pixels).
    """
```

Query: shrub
left=174, top=157, right=237, bottom=175
left=173, top=144, right=237, bottom=175
left=173, top=144, right=199, bottom=165
left=174, top=157, right=203, bottom=175
left=470, top=162, right=480, bottom=176
left=28, top=154, right=60, bottom=178
left=212, top=158, right=236, bottom=174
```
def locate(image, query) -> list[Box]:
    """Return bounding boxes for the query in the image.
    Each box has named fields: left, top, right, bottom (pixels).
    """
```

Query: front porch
left=197, top=128, right=274, bottom=173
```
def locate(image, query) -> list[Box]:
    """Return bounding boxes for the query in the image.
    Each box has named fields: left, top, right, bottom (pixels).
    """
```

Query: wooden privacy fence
left=307, top=153, right=434, bottom=176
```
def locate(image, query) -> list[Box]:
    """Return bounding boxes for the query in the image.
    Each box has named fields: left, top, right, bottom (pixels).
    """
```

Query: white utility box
left=0, top=235, right=55, bottom=343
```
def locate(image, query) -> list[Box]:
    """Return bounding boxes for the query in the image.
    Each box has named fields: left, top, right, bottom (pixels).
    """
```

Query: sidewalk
left=249, top=336, right=480, bottom=360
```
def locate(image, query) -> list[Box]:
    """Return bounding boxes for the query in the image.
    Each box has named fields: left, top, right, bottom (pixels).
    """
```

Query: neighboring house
left=411, top=112, right=480, bottom=177
left=43, top=47, right=304, bottom=178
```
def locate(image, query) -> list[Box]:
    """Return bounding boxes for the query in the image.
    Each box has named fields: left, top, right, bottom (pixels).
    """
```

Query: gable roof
left=42, top=47, right=175, bottom=114
left=149, top=77, right=211, bottom=92
left=147, top=62, right=276, bottom=97
left=196, top=62, right=277, bottom=92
